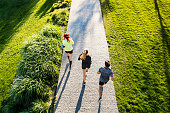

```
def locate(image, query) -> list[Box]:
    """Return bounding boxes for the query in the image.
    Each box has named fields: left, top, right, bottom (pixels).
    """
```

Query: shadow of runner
left=54, top=70, right=70, bottom=111
left=56, top=63, right=69, bottom=95
left=75, top=83, right=86, bottom=113
left=98, top=87, right=103, bottom=113
left=49, top=63, right=69, bottom=113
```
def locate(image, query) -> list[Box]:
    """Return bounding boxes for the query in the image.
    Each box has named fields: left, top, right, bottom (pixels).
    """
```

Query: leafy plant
left=3, top=78, right=50, bottom=113
left=49, top=9, right=69, bottom=26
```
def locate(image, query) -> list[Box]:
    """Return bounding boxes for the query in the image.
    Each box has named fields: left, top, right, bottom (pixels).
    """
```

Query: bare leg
left=99, top=85, right=103, bottom=98
left=83, top=69, right=86, bottom=82
left=86, top=68, right=88, bottom=72
left=69, top=53, right=72, bottom=61
left=67, top=53, right=70, bottom=61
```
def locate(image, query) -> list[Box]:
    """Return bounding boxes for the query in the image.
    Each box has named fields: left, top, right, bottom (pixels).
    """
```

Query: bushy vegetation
left=0, top=0, right=71, bottom=112
left=48, top=0, right=71, bottom=26
left=100, top=0, right=170, bottom=112
left=3, top=25, right=63, bottom=113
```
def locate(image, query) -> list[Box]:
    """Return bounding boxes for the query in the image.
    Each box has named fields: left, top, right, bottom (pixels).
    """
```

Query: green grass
left=0, top=0, right=61, bottom=110
left=100, top=0, right=170, bottom=112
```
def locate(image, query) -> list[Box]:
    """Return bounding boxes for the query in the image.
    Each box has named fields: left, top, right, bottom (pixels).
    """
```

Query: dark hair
left=105, top=61, right=110, bottom=67
left=64, top=33, right=70, bottom=42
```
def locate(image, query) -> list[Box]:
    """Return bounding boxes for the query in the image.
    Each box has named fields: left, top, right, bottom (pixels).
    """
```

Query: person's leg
left=99, top=85, right=103, bottom=99
left=86, top=68, right=89, bottom=72
left=67, top=53, right=70, bottom=61
left=83, top=69, right=86, bottom=83
left=69, top=53, right=72, bottom=69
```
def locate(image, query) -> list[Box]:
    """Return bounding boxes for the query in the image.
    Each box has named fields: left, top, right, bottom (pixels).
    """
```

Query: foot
left=98, top=97, right=102, bottom=103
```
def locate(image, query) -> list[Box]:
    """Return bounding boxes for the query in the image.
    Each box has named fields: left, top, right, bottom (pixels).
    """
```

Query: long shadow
left=75, top=83, right=86, bottom=113
left=35, top=0, right=57, bottom=18
left=97, top=87, right=103, bottom=113
left=54, top=71, right=70, bottom=111
left=0, top=0, right=40, bottom=53
left=154, top=0, right=170, bottom=109
left=49, top=63, right=69, bottom=113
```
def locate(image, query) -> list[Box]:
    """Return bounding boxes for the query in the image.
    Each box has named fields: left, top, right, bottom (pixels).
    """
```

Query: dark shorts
left=82, top=64, right=90, bottom=69
left=99, top=81, right=108, bottom=86
left=65, top=50, right=73, bottom=54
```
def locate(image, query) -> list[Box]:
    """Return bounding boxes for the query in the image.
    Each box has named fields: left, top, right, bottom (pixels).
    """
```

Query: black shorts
left=65, top=50, right=73, bottom=54
left=99, top=81, right=108, bottom=86
left=82, top=64, right=90, bottom=69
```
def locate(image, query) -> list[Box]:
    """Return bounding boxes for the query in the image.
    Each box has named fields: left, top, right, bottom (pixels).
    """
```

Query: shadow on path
left=54, top=70, right=70, bottom=111
left=97, top=87, right=103, bottom=113
left=56, top=63, right=69, bottom=95
left=50, top=63, right=69, bottom=113
left=75, top=83, right=86, bottom=113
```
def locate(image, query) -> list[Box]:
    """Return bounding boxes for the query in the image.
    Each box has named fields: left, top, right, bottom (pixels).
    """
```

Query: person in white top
left=62, top=33, right=74, bottom=69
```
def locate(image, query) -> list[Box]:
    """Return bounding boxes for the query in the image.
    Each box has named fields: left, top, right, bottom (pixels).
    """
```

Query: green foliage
left=100, top=0, right=170, bottom=112
left=18, top=33, right=62, bottom=86
left=50, top=0, right=71, bottom=12
left=3, top=78, right=49, bottom=113
left=31, top=100, right=48, bottom=113
left=39, top=24, right=63, bottom=38
left=48, top=9, right=69, bottom=26
left=3, top=25, right=63, bottom=112
left=0, top=0, right=71, bottom=110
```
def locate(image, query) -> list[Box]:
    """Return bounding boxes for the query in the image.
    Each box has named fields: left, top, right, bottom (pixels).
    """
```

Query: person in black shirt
left=78, top=49, right=91, bottom=85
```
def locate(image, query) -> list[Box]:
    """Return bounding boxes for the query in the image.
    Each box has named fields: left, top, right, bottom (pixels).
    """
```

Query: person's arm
left=97, top=71, right=101, bottom=74
left=70, top=39, right=74, bottom=45
left=78, top=54, right=82, bottom=60
left=97, top=67, right=102, bottom=74
left=110, top=77, right=114, bottom=81
left=110, top=71, right=114, bottom=81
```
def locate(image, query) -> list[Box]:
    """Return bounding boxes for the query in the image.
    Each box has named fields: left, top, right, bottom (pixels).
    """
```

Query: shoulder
left=99, top=67, right=104, bottom=71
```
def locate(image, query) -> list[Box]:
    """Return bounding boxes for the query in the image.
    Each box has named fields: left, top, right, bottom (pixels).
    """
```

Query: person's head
left=80, top=49, right=88, bottom=60
left=105, top=60, right=110, bottom=67
left=84, top=49, right=88, bottom=55
left=64, top=33, right=70, bottom=41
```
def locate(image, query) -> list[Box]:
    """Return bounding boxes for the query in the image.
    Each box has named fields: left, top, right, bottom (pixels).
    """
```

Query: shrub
left=50, top=0, right=71, bottom=12
left=18, top=33, right=62, bottom=86
left=39, top=24, right=63, bottom=38
left=3, top=78, right=50, bottom=113
left=30, top=100, right=48, bottom=113
left=49, top=9, right=69, bottom=26
left=3, top=25, right=63, bottom=112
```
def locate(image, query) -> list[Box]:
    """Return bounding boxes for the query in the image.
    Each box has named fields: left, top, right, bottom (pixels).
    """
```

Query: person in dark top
left=78, top=49, right=91, bottom=85
left=97, top=60, right=114, bottom=102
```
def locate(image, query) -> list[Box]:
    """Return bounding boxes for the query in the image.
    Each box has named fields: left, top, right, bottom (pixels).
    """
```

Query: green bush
left=39, top=24, right=63, bottom=38
left=3, top=78, right=50, bottom=113
left=30, top=100, right=48, bottom=113
left=49, top=9, right=69, bottom=26
left=50, top=0, right=71, bottom=12
left=18, top=33, right=62, bottom=86
left=3, top=25, right=63, bottom=113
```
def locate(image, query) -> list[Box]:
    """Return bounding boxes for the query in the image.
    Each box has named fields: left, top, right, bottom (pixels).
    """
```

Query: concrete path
left=54, top=0, right=119, bottom=112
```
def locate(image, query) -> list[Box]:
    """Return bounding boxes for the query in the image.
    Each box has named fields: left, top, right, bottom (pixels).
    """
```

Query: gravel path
left=54, top=0, right=119, bottom=112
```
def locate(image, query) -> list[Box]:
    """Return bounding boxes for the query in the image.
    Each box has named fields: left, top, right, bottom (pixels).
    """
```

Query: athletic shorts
left=65, top=50, right=73, bottom=54
left=82, top=63, right=90, bottom=69
left=99, top=81, right=108, bottom=86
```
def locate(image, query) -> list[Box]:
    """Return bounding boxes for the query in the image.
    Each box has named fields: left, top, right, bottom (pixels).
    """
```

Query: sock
left=67, top=56, right=69, bottom=60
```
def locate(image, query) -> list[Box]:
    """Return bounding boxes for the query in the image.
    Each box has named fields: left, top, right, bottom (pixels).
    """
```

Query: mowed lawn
left=0, top=0, right=57, bottom=109
left=100, top=0, right=170, bottom=112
